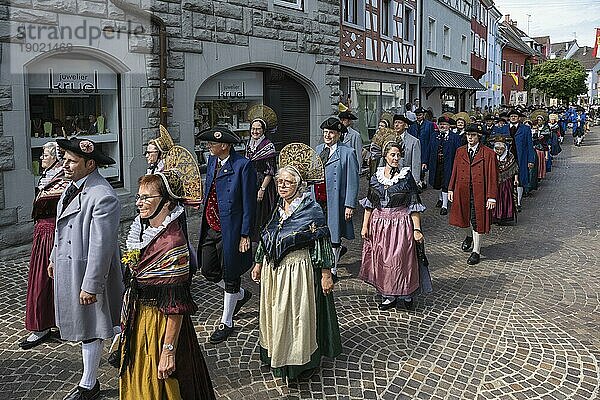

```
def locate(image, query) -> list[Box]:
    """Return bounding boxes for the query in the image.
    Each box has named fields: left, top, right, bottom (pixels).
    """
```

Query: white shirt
left=71, top=175, right=89, bottom=190
left=325, top=142, right=337, bottom=159
left=467, top=143, right=479, bottom=155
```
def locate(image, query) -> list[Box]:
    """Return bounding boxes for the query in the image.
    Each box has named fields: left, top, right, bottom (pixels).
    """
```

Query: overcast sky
left=493, top=0, right=600, bottom=48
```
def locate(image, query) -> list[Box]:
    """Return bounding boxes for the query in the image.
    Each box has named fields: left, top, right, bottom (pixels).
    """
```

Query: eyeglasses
left=40, top=154, right=53, bottom=159
left=144, top=151, right=159, bottom=155
left=135, top=194, right=162, bottom=203
left=276, top=179, right=297, bottom=187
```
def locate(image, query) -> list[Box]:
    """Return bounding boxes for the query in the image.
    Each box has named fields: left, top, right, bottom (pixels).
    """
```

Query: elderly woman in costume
left=245, top=109, right=278, bottom=240
left=20, top=142, right=69, bottom=349
left=453, top=112, right=470, bottom=145
left=251, top=143, right=342, bottom=380
left=145, top=126, right=174, bottom=174
left=119, top=171, right=215, bottom=399
left=491, top=136, right=519, bottom=225
left=359, top=141, right=431, bottom=311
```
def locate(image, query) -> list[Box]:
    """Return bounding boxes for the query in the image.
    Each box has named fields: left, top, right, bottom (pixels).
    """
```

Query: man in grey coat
left=339, top=110, right=364, bottom=169
left=393, top=114, right=421, bottom=183
left=50, top=138, right=123, bottom=400
left=315, top=117, right=360, bottom=279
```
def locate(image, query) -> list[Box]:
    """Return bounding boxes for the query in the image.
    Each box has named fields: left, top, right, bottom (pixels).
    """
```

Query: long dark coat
left=198, top=150, right=257, bottom=282
left=426, top=132, right=462, bottom=189
left=448, top=145, right=498, bottom=234
left=497, top=124, right=535, bottom=187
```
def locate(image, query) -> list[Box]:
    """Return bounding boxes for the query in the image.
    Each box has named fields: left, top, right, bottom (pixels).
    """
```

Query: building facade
left=0, top=0, right=341, bottom=253
left=569, top=46, right=600, bottom=106
left=420, top=0, right=483, bottom=117
left=339, top=0, right=421, bottom=140
left=476, top=4, right=503, bottom=111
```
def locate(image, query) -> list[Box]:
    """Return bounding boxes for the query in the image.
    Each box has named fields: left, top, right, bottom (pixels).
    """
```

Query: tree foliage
left=527, top=59, right=588, bottom=103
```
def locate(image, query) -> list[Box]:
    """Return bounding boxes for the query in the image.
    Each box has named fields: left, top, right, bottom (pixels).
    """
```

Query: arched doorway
left=194, top=67, right=310, bottom=151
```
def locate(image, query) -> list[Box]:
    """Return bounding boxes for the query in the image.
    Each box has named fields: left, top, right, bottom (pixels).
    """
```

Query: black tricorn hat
left=465, top=123, right=484, bottom=135
left=437, top=115, right=456, bottom=125
left=338, top=110, right=358, bottom=120
left=57, top=138, right=115, bottom=165
left=197, top=127, right=241, bottom=144
left=507, top=109, right=524, bottom=117
left=392, top=114, right=413, bottom=125
left=320, top=117, right=348, bottom=133
left=414, top=107, right=427, bottom=114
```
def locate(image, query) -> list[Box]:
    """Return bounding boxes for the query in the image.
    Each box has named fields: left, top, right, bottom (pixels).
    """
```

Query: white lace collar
left=125, top=205, right=185, bottom=250
left=375, top=166, right=410, bottom=186
left=278, top=191, right=310, bottom=222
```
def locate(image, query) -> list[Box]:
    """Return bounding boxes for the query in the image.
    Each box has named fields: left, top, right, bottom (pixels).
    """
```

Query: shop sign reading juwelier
left=48, top=69, right=99, bottom=94
left=218, top=81, right=246, bottom=99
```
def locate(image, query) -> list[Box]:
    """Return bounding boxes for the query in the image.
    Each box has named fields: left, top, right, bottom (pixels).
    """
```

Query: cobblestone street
left=1, top=131, right=599, bottom=400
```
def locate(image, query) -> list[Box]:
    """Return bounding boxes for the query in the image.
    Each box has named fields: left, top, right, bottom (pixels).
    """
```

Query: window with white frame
left=403, top=5, right=415, bottom=42
left=461, top=35, right=468, bottom=61
left=443, top=26, right=451, bottom=56
left=274, top=0, right=303, bottom=10
left=480, top=38, right=486, bottom=58
left=343, top=0, right=364, bottom=26
left=381, top=0, right=393, bottom=37
left=474, top=33, right=480, bottom=55
left=502, top=60, right=506, bottom=73
left=509, top=61, right=513, bottom=73
left=428, top=17, right=436, bottom=51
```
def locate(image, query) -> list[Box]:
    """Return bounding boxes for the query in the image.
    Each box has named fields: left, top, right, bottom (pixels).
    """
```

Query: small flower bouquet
left=121, top=249, right=141, bottom=267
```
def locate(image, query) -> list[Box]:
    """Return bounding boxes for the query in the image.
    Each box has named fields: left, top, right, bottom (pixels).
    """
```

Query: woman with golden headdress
left=119, top=164, right=214, bottom=398
left=360, top=141, right=431, bottom=311
left=251, top=143, right=342, bottom=381
left=245, top=106, right=278, bottom=241
left=145, top=126, right=175, bottom=174
left=20, top=142, right=69, bottom=349
left=490, top=136, right=519, bottom=225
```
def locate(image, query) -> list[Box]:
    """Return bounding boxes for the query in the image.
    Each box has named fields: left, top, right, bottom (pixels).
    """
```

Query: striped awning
left=421, top=68, right=486, bottom=91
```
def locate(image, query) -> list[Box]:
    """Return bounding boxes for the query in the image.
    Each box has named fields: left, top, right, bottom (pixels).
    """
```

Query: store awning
left=421, top=68, right=486, bottom=91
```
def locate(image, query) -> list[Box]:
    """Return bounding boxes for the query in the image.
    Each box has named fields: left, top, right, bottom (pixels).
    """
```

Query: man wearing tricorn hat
left=448, top=124, right=498, bottom=265
left=197, top=127, right=257, bottom=344
left=392, top=114, right=421, bottom=184
left=499, top=108, right=535, bottom=212
left=315, top=117, right=359, bottom=280
left=50, top=138, right=124, bottom=400
left=338, top=108, right=364, bottom=168
left=408, top=107, right=435, bottom=189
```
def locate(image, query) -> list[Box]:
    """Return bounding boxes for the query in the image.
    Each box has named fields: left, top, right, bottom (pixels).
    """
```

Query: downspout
left=418, top=0, right=424, bottom=102
left=108, top=0, right=168, bottom=126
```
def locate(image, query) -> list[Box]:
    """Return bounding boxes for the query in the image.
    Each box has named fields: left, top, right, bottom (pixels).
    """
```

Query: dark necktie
left=62, top=184, right=78, bottom=211
left=469, top=148, right=475, bottom=162
left=216, top=159, right=222, bottom=174
left=319, top=147, right=330, bottom=164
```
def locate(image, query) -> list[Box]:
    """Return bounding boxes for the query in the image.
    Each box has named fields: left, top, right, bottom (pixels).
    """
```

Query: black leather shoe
left=209, top=323, right=235, bottom=344
left=107, top=349, right=120, bottom=368
left=63, top=380, right=99, bottom=400
left=440, top=207, right=448, bottom=215
left=517, top=205, right=522, bottom=213
left=297, top=367, right=318, bottom=380
left=233, top=290, right=252, bottom=316
left=331, top=273, right=339, bottom=284
left=435, top=200, right=442, bottom=208
left=19, top=331, right=51, bottom=350
left=378, top=298, right=397, bottom=311
left=461, top=236, right=473, bottom=252
left=467, top=252, right=481, bottom=265
left=403, top=299, right=416, bottom=311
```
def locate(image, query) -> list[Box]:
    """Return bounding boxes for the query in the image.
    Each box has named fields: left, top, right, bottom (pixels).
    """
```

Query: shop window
left=28, top=57, right=122, bottom=183
left=442, top=92, right=458, bottom=113
left=274, top=0, right=303, bottom=11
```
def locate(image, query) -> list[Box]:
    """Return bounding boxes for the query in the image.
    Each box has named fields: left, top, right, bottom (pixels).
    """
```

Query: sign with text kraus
left=48, top=69, right=98, bottom=93
left=218, top=80, right=246, bottom=99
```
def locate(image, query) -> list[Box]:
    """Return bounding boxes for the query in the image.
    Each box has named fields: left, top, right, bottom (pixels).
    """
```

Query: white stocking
left=221, top=292, right=238, bottom=327
left=464, top=227, right=473, bottom=238
left=442, top=191, right=449, bottom=208
left=517, top=186, right=523, bottom=206
left=473, top=231, right=481, bottom=254
left=80, top=339, right=103, bottom=389
left=331, top=247, right=341, bottom=275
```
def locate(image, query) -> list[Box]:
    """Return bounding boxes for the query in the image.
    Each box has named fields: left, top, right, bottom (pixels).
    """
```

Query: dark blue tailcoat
left=497, top=124, right=535, bottom=187
left=198, top=150, right=257, bottom=281
left=426, top=132, right=462, bottom=189
left=409, top=119, right=435, bottom=163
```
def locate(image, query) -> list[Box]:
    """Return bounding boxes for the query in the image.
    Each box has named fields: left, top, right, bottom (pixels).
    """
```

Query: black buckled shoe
left=18, top=330, right=52, bottom=350
left=467, top=252, right=481, bottom=265
left=435, top=199, right=442, bottom=208
left=440, top=207, right=448, bottom=215
left=209, top=323, right=235, bottom=344
left=461, top=236, right=473, bottom=252
left=62, top=380, right=100, bottom=400
left=107, top=349, right=120, bottom=368
left=378, top=298, right=397, bottom=311
left=233, top=290, right=252, bottom=316
left=339, top=245, right=348, bottom=260
left=403, top=299, right=416, bottom=311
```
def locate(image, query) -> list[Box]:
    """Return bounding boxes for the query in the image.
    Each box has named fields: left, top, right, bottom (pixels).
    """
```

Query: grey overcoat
left=400, top=132, right=422, bottom=183
left=50, top=169, right=124, bottom=341
left=315, top=142, right=360, bottom=243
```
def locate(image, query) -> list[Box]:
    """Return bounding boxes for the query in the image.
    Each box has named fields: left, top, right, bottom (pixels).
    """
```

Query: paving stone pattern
left=1, top=131, right=599, bottom=399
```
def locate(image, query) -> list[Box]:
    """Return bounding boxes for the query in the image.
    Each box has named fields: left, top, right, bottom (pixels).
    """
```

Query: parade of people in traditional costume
left=245, top=105, right=279, bottom=242
left=448, top=124, right=498, bottom=265
left=197, top=127, right=257, bottom=344
left=119, top=160, right=215, bottom=399
left=251, top=143, right=342, bottom=381
left=425, top=115, right=462, bottom=215
left=360, top=140, right=431, bottom=311
left=315, top=117, right=360, bottom=280
left=20, top=142, right=69, bottom=350
left=490, top=136, right=519, bottom=225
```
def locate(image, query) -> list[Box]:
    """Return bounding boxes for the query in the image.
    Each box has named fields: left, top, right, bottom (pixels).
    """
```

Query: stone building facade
left=0, top=0, right=341, bottom=254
